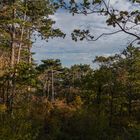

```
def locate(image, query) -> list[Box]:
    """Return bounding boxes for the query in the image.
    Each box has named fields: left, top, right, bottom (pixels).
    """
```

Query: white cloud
left=32, top=0, right=136, bottom=67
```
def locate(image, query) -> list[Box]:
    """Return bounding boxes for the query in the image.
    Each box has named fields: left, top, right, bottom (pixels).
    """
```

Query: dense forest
left=0, top=0, right=140, bottom=140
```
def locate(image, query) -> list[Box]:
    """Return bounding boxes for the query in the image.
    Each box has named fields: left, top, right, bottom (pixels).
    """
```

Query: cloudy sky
left=32, top=0, right=139, bottom=67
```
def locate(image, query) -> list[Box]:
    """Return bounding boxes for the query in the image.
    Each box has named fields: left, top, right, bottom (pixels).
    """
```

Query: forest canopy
left=0, top=0, right=140, bottom=140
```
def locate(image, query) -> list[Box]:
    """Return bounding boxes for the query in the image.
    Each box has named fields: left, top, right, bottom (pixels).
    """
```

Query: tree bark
left=17, top=1, right=27, bottom=64
left=11, top=8, right=16, bottom=68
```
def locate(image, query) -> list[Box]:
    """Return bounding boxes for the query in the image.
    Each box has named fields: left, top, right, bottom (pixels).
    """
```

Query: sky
left=32, top=0, right=139, bottom=68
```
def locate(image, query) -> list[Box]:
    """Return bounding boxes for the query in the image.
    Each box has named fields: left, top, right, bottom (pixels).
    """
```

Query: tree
left=118, top=45, right=140, bottom=116
left=59, top=0, right=140, bottom=44
left=0, top=0, right=64, bottom=66
left=0, top=0, right=65, bottom=111
left=37, top=59, right=63, bottom=101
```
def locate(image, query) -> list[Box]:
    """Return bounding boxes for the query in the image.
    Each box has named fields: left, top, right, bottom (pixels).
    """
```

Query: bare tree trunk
left=11, top=41, right=15, bottom=68
left=17, top=27, right=24, bottom=64
left=27, top=45, right=32, bottom=93
left=25, top=28, right=32, bottom=94
left=9, top=7, right=16, bottom=112
left=17, top=1, right=27, bottom=64
left=11, top=8, right=16, bottom=68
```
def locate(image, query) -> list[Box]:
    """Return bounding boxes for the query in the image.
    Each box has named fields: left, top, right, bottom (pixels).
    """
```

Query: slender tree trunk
left=11, top=42, right=15, bottom=68
left=17, top=27, right=24, bottom=64
left=9, top=6, right=16, bottom=112
left=27, top=45, right=32, bottom=93
left=27, top=29, right=32, bottom=93
left=11, top=8, right=16, bottom=68
left=17, top=1, right=27, bottom=64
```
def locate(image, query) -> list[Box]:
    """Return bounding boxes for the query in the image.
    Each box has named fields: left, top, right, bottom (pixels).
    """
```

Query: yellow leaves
left=0, top=104, right=7, bottom=112
left=73, top=96, right=83, bottom=108
left=128, top=121, right=138, bottom=128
